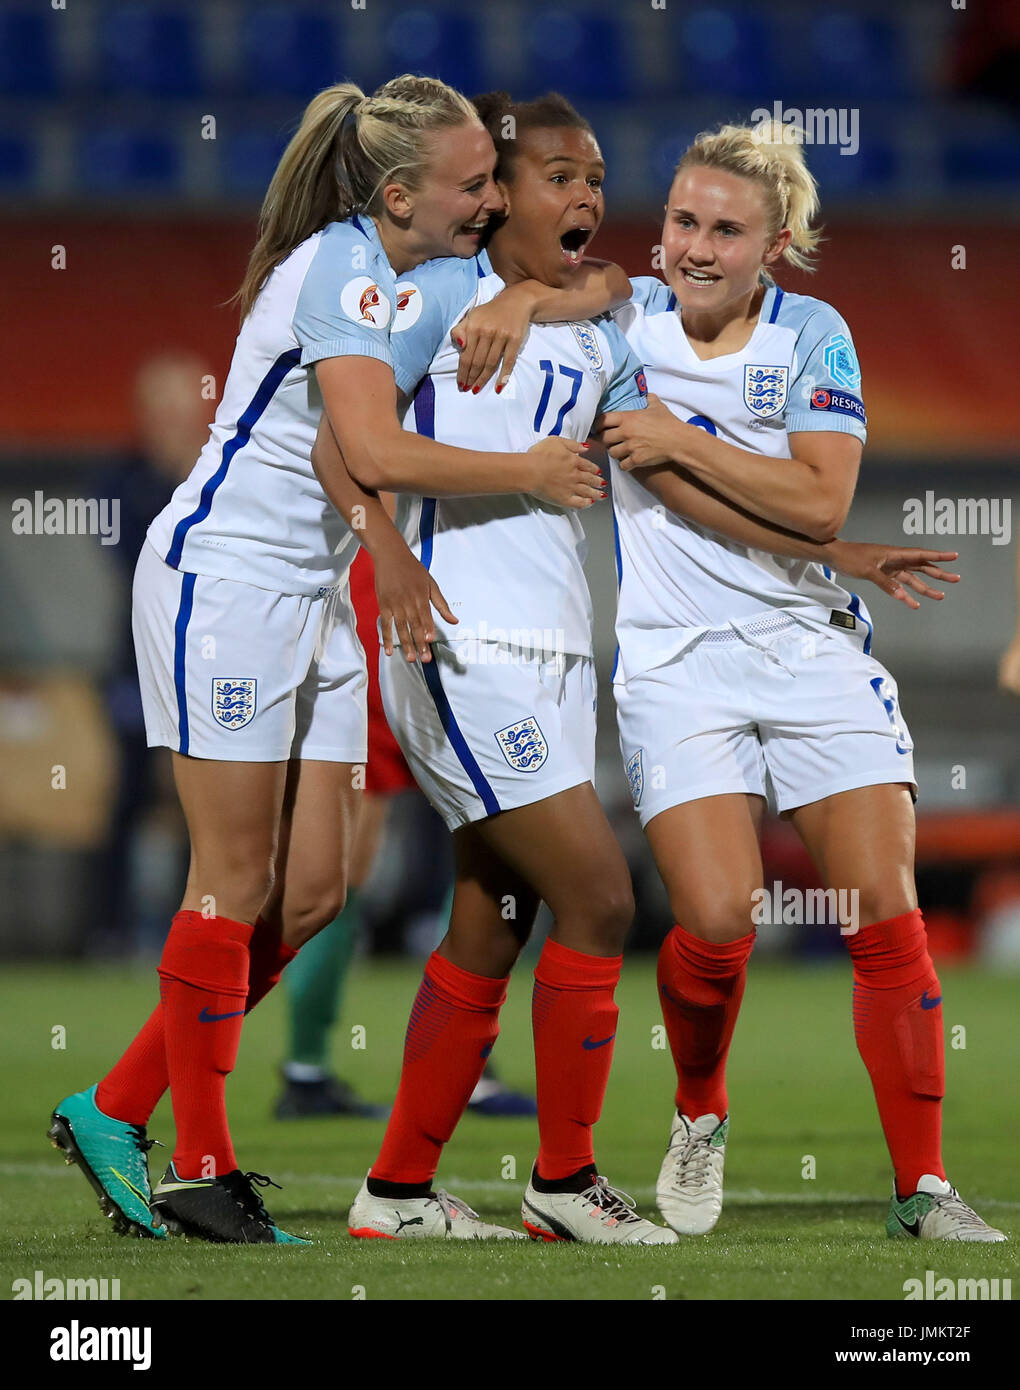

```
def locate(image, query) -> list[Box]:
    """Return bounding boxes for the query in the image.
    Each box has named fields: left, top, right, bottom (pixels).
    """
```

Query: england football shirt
left=390, top=255, right=648, bottom=657
left=611, top=277, right=871, bottom=682
left=147, top=214, right=398, bottom=597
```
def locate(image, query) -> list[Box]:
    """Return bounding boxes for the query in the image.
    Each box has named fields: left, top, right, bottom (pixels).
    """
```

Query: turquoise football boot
left=49, top=1084, right=167, bottom=1239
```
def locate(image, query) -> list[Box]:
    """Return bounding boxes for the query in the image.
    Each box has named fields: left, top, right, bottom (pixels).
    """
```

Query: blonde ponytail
left=236, top=75, right=479, bottom=318
left=676, top=120, right=821, bottom=273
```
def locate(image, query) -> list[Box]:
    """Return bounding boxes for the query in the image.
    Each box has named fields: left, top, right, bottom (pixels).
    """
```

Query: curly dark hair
left=472, top=90, right=595, bottom=181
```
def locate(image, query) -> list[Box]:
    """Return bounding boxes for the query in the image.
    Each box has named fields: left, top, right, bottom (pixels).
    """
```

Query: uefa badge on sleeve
left=494, top=717, right=548, bottom=772
left=743, top=365, right=789, bottom=419
left=212, top=678, right=257, bottom=730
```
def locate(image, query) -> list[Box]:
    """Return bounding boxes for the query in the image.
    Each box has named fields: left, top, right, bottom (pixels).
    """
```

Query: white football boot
left=887, top=1175, right=1007, bottom=1242
left=656, top=1112, right=728, bottom=1235
left=348, top=1179, right=525, bottom=1240
left=522, top=1171, right=678, bottom=1245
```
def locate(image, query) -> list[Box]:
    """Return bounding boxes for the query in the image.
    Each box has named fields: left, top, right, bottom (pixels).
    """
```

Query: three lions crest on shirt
left=743, top=364, right=789, bottom=419
left=495, top=717, right=548, bottom=772
left=212, top=678, right=257, bottom=730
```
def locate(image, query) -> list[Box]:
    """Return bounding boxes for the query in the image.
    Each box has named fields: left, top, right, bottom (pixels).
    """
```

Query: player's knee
left=855, top=885, right=917, bottom=930
left=571, top=873, right=635, bottom=954
left=282, top=883, right=349, bottom=948
left=189, top=854, right=276, bottom=924
left=677, top=893, right=756, bottom=944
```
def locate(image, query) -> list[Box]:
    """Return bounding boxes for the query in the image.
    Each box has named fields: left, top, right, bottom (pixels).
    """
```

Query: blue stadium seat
left=676, top=8, right=780, bottom=98
left=944, top=124, right=1020, bottom=184
left=803, top=133, right=897, bottom=195
left=520, top=8, right=632, bottom=102
left=0, top=134, right=36, bottom=190
left=648, top=122, right=703, bottom=194
left=78, top=129, right=181, bottom=194
left=793, top=10, right=909, bottom=102
left=238, top=7, right=340, bottom=98
left=96, top=6, right=201, bottom=98
left=222, top=128, right=290, bottom=197
left=380, top=9, right=485, bottom=97
left=0, top=9, right=57, bottom=96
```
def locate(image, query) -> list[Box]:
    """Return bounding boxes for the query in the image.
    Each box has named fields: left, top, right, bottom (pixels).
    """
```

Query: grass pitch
left=1, top=957, right=1016, bottom=1301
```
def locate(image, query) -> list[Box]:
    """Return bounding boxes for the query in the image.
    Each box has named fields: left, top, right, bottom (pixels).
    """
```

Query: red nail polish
left=472, top=386, right=480, bottom=394
left=495, top=384, right=503, bottom=394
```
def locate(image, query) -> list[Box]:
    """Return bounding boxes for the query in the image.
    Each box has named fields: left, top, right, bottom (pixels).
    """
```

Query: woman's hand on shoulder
left=451, top=284, right=537, bottom=394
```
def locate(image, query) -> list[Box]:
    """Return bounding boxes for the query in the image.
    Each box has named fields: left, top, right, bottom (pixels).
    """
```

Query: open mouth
left=560, top=226, right=593, bottom=266
left=679, top=267, right=720, bottom=287
left=460, top=219, right=489, bottom=238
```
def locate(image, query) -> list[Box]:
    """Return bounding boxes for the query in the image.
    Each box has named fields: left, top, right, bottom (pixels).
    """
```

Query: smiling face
left=661, top=164, right=789, bottom=318
left=383, top=120, right=505, bottom=266
left=487, top=125, right=605, bottom=288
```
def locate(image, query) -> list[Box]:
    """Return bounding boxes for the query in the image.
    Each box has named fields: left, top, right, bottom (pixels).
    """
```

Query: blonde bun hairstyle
left=675, top=120, right=821, bottom=273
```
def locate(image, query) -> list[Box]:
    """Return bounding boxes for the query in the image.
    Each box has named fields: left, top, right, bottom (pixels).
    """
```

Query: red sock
left=657, top=924, right=755, bottom=1121
left=97, top=917, right=296, bottom=1127
left=846, top=908, right=945, bottom=1196
left=532, top=939, right=621, bottom=1182
left=371, top=952, right=507, bottom=1185
left=157, top=910, right=253, bottom=1180
left=244, top=920, right=298, bottom=1013
left=95, top=1006, right=166, bottom=1127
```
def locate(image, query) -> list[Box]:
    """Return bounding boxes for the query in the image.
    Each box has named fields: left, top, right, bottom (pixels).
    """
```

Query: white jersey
left=390, top=254, right=648, bottom=657
left=611, top=277, right=871, bottom=682
left=147, top=215, right=399, bottom=597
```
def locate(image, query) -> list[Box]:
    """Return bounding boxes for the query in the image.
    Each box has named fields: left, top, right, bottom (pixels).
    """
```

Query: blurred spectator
left=91, top=353, right=213, bottom=954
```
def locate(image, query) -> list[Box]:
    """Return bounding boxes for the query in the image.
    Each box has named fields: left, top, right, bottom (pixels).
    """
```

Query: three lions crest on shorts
left=625, top=749, right=644, bottom=807
left=743, top=365, right=788, bottom=419
left=494, top=717, right=548, bottom=772
left=212, top=678, right=257, bottom=730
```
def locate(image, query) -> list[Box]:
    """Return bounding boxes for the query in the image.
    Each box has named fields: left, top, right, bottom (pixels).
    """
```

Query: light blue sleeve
left=597, top=318, right=649, bottom=413
left=293, top=222, right=396, bottom=370
left=626, top=276, right=675, bottom=313
left=785, top=298, right=867, bottom=442
left=390, top=257, right=483, bottom=396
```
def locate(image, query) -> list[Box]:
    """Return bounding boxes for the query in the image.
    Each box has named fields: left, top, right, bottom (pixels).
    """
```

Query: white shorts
left=379, top=639, right=597, bottom=830
left=615, top=613, right=916, bottom=827
left=133, top=540, right=367, bottom=763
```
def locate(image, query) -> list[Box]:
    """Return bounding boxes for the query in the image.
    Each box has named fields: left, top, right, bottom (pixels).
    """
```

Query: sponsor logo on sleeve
left=810, top=387, right=867, bottom=424
left=743, top=364, right=789, bottom=418
left=391, top=282, right=423, bottom=333
left=633, top=368, right=648, bottom=397
left=339, top=276, right=392, bottom=329
left=822, top=332, right=861, bottom=389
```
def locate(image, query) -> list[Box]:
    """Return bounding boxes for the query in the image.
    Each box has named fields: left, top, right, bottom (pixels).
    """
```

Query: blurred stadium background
left=2, top=0, right=1018, bottom=975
